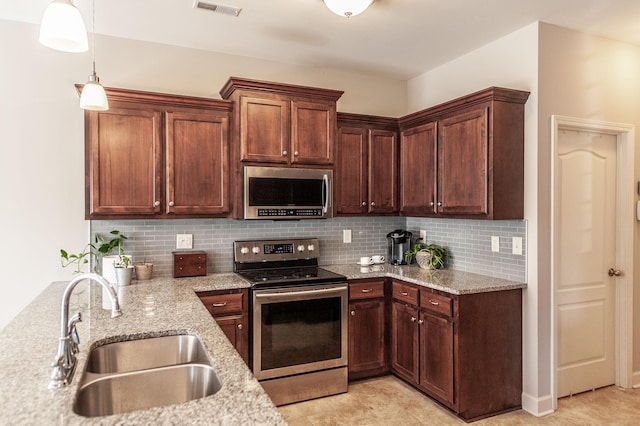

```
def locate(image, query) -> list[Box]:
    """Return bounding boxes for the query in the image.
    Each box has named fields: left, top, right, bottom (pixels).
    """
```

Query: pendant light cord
left=91, top=0, right=96, bottom=76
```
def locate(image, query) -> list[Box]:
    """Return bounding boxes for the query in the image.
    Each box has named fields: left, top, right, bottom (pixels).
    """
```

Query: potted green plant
left=114, top=254, right=133, bottom=286
left=60, top=230, right=128, bottom=275
left=415, top=243, right=448, bottom=270
left=404, top=238, right=426, bottom=264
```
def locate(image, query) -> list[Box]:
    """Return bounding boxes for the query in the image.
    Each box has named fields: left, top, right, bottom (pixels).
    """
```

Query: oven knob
left=297, top=244, right=305, bottom=252
left=252, top=246, right=261, bottom=254
left=307, top=244, right=315, bottom=251
left=240, top=247, right=249, bottom=255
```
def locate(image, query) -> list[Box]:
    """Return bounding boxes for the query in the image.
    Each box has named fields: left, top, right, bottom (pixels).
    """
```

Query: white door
left=555, top=128, right=617, bottom=397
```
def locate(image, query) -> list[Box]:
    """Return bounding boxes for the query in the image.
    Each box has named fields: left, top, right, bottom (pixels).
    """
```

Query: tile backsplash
left=92, top=216, right=526, bottom=282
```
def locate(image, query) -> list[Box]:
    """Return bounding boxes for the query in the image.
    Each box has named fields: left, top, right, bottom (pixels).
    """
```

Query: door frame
left=550, top=115, right=634, bottom=409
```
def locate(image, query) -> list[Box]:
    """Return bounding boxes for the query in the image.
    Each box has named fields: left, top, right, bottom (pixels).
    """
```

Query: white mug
left=359, top=256, right=374, bottom=266
left=372, top=255, right=385, bottom=264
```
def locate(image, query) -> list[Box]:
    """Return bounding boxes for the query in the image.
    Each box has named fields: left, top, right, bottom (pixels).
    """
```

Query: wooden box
left=173, top=250, right=207, bottom=278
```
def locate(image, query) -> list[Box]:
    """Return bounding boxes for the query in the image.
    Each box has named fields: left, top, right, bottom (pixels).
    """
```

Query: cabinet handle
left=418, top=319, right=424, bottom=325
left=370, top=201, right=376, bottom=207
left=212, top=302, right=227, bottom=307
left=401, top=291, right=408, bottom=296
left=437, top=201, right=442, bottom=207
left=294, top=151, right=299, bottom=156
left=237, top=324, right=243, bottom=329
left=430, top=201, right=435, bottom=207
left=411, top=316, right=416, bottom=322
left=361, top=201, right=367, bottom=206
left=361, top=288, right=373, bottom=293
left=350, top=310, right=356, bottom=316
left=282, top=150, right=288, bottom=156
left=168, top=201, right=175, bottom=207
left=154, top=201, right=160, bottom=207
left=428, top=299, right=440, bottom=306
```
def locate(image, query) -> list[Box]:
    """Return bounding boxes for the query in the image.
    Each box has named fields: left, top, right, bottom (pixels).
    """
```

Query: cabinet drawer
left=198, top=292, right=245, bottom=316
left=173, top=251, right=207, bottom=278
left=420, top=291, right=453, bottom=317
left=349, top=280, right=385, bottom=300
left=392, top=281, right=419, bottom=306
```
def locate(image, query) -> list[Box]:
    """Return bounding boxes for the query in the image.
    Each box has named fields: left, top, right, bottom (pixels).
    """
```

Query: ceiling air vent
left=193, top=1, right=242, bottom=17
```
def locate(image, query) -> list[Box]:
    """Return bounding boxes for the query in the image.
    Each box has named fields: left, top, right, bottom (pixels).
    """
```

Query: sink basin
left=74, top=334, right=222, bottom=417
left=86, top=334, right=210, bottom=374
left=73, top=364, right=222, bottom=417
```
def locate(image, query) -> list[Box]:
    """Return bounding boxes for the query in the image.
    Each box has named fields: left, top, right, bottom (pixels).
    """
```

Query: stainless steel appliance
left=243, top=166, right=332, bottom=220
left=387, top=229, right=412, bottom=265
left=233, top=238, right=348, bottom=406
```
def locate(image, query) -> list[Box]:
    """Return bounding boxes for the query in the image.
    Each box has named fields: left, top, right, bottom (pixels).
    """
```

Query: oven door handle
left=254, top=286, right=346, bottom=300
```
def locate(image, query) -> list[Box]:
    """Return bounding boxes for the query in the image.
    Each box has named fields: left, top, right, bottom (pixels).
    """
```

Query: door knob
left=608, top=268, right=622, bottom=277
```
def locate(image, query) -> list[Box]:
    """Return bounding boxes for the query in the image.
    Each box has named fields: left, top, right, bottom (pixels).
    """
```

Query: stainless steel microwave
left=243, top=166, right=332, bottom=220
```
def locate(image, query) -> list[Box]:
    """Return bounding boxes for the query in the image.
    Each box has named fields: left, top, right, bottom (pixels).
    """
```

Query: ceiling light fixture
left=39, top=0, right=88, bottom=52
left=324, top=0, right=374, bottom=18
left=79, top=0, right=108, bottom=111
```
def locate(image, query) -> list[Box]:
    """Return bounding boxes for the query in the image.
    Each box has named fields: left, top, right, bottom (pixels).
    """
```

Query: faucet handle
left=67, top=313, right=82, bottom=354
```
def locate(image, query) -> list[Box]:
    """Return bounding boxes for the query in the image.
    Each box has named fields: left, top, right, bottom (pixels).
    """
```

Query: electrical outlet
left=512, top=237, right=523, bottom=255
left=491, top=236, right=500, bottom=253
left=176, top=234, right=193, bottom=249
left=343, top=229, right=352, bottom=244
left=419, top=230, right=427, bottom=242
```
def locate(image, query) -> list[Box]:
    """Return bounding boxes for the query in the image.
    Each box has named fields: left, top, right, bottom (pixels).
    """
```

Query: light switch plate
left=177, top=234, right=193, bottom=249
left=343, top=229, right=352, bottom=244
left=419, top=230, right=427, bottom=242
left=512, top=237, right=523, bottom=255
left=491, top=236, right=500, bottom=253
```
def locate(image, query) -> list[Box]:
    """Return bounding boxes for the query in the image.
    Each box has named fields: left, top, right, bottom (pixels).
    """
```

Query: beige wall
left=0, top=19, right=407, bottom=329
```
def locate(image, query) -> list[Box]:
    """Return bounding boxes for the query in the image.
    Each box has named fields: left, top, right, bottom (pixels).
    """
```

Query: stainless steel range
left=233, top=238, right=348, bottom=406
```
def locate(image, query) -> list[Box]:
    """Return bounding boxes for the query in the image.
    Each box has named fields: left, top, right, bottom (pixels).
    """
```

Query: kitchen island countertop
left=0, top=273, right=285, bottom=425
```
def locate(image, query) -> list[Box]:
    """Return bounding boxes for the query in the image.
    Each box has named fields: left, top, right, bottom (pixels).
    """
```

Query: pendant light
left=39, top=0, right=88, bottom=52
left=324, top=0, right=374, bottom=18
left=79, top=0, right=109, bottom=111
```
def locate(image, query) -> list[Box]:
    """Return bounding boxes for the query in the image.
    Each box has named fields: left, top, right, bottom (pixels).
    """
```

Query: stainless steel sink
left=85, top=334, right=210, bottom=373
left=74, top=334, right=222, bottom=417
left=74, top=364, right=222, bottom=417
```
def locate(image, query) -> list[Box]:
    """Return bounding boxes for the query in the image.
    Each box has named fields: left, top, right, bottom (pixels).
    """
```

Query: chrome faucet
left=49, top=273, right=122, bottom=389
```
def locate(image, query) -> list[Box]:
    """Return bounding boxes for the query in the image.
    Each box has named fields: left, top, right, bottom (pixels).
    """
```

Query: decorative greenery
left=405, top=239, right=448, bottom=269
left=60, top=230, right=128, bottom=274
left=114, top=254, right=132, bottom=268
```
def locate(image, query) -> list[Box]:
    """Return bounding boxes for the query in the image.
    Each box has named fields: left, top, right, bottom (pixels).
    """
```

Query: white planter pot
left=115, top=266, right=134, bottom=286
left=101, top=255, right=131, bottom=284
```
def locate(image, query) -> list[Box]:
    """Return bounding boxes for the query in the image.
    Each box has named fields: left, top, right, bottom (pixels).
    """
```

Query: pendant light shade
left=79, top=71, right=109, bottom=111
left=324, top=0, right=374, bottom=18
left=39, top=0, right=88, bottom=52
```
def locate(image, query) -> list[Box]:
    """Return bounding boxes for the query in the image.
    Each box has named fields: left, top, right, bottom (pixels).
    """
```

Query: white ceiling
left=3, top=0, right=640, bottom=80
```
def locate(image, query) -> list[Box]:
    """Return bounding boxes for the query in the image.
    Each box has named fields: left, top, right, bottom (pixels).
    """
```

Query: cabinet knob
left=154, top=201, right=160, bottom=207
left=237, top=324, right=243, bottom=329
left=362, top=201, right=367, bottom=206
left=411, top=316, right=416, bottom=322
left=418, top=319, right=424, bottom=325
left=168, top=201, right=175, bottom=207
left=437, top=201, right=443, bottom=207
left=350, top=310, right=355, bottom=316
left=294, top=151, right=299, bottom=156
left=282, top=150, right=288, bottom=156
left=430, top=201, right=435, bottom=207
left=370, top=201, right=376, bottom=207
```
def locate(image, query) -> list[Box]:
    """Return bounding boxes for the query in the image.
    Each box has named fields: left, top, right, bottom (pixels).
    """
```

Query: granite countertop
left=323, top=263, right=526, bottom=294
left=0, top=273, right=286, bottom=426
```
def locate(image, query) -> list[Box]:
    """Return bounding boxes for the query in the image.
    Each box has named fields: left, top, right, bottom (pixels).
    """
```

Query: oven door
left=252, top=283, right=348, bottom=380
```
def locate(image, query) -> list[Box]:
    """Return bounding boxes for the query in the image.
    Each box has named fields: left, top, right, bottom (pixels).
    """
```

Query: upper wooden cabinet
left=399, top=87, right=530, bottom=219
left=220, top=77, right=343, bottom=166
left=336, top=113, right=399, bottom=215
left=81, top=86, right=232, bottom=219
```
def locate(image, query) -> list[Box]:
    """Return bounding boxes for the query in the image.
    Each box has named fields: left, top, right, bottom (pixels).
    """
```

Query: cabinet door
left=292, top=100, right=335, bottom=165
left=349, top=299, right=387, bottom=379
left=368, top=129, right=398, bottom=213
left=391, top=301, right=419, bottom=384
left=240, top=96, right=289, bottom=163
left=215, top=314, right=249, bottom=364
left=336, top=126, right=367, bottom=214
left=165, top=111, right=230, bottom=215
left=400, top=122, right=437, bottom=215
left=419, top=310, right=454, bottom=406
left=437, top=107, right=488, bottom=215
left=87, top=106, right=162, bottom=216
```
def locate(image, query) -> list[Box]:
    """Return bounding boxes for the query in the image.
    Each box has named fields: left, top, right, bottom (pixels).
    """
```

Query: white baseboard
left=521, top=392, right=554, bottom=417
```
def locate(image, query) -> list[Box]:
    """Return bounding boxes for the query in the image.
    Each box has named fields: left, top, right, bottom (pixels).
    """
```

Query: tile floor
left=278, top=376, right=640, bottom=425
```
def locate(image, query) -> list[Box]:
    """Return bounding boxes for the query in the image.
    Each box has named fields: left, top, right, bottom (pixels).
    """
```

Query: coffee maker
left=386, top=229, right=412, bottom=265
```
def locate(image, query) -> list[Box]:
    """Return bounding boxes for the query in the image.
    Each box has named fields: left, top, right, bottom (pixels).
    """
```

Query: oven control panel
left=234, top=238, right=319, bottom=263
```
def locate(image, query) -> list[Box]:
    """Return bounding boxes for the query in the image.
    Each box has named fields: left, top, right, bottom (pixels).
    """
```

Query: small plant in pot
left=60, top=230, right=128, bottom=277
left=405, top=240, right=448, bottom=270
left=113, top=254, right=134, bottom=286
left=134, top=261, right=153, bottom=281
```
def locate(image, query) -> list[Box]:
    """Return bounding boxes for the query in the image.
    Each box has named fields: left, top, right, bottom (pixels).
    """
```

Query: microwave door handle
left=323, top=174, right=329, bottom=213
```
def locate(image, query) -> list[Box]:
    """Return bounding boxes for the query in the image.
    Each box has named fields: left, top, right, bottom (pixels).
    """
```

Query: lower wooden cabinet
left=197, top=289, right=249, bottom=364
left=348, top=279, right=388, bottom=380
left=390, top=279, right=522, bottom=422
